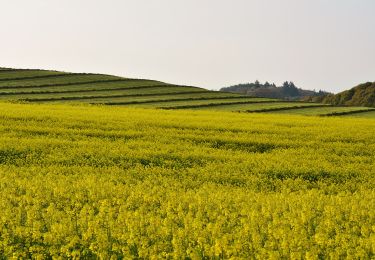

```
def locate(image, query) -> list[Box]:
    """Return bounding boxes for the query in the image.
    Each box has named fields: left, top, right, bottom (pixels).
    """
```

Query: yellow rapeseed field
left=0, top=102, right=374, bottom=259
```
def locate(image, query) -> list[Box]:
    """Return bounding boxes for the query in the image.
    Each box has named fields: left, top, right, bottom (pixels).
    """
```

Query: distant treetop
left=220, top=81, right=329, bottom=100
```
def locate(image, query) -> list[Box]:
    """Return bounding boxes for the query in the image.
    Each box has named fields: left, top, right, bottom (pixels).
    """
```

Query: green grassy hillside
left=0, top=102, right=373, bottom=258
left=1, top=68, right=375, bottom=116
left=322, top=82, right=375, bottom=107
left=0, top=68, right=261, bottom=106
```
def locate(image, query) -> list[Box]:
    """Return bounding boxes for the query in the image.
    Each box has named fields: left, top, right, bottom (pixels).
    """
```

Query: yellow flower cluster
left=0, top=102, right=373, bottom=258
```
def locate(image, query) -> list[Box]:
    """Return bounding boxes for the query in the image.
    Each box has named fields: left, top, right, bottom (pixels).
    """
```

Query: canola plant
left=0, top=103, right=373, bottom=259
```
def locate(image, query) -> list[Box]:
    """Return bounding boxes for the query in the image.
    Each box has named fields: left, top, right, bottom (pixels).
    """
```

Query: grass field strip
left=103, top=96, right=261, bottom=105
left=0, top=71, right=67, bottom=79
left=0, top=75, right=127, bottom=88
left=20, top=91, right=215, bottom=102
left=0, top=73, right=94, bottom=81
left=162, top=100, right=287, bottom=109
left=169, top=102, right=323, bottom=111
left=0, top=78, right=151, bottom=90
left=268, top=106, right=375, bottom=116
left=244, top=104, right=330, bottom=113
left=321, top=108, right=375, bottom=116
left=0, top=84, right=201, bottom=96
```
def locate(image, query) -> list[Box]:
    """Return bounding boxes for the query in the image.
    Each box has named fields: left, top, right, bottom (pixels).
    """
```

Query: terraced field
left=0, top=69, right=249, bottom=105
left=129, top=97, right=276, bottom=108
left=194, top=102, right=325, bottom=112
left=267, top=106, right=375, bottom=116
left=0, top=68, right=374, bottom=117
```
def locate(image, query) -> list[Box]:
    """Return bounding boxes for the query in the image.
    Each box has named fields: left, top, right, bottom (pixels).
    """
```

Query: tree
left=254, top=80, right=260, bottom=88
left=282, top=81, right=299, bottom=97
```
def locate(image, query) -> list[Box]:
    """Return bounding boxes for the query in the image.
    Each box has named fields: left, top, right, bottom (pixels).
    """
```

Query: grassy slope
left=0, top=69, right=264, bottom=108
left=0, top=68, right=374, bottom=116
left=0, top=102, right=373, bottom=258
left=322, top=82, right=375, bottom=107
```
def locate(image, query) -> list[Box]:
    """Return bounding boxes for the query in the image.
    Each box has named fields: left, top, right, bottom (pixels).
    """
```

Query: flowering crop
left=0, top=102, right=374, bottom=258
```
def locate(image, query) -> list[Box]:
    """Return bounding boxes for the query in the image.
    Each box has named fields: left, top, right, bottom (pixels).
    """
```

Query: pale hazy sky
left=1, top=0, right=374, bottom=92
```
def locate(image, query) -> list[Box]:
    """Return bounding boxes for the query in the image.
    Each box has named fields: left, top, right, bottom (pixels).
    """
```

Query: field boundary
left=103, top=96, right=263, bottom=106
left=163, top=100, right=281, bottom=109
left=0, top=79, right=146, bottom=90
left=0, top=73, right=97, bottom=82
left=320, top=108, right=375, bottom=117
left=244, top=105, right=330, bottom=113
left=162, top=100, right=317, bottom=110
left=0, top=84, right=199, bottom=96
left=21, top=91, right=215, bottom=102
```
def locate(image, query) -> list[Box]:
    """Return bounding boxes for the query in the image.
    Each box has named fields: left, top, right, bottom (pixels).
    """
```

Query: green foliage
left=323, top=82, right=375, bottom=107
left=0, top=102, right=374, bottom=258
left=221, top=81, right=329, bottom=100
